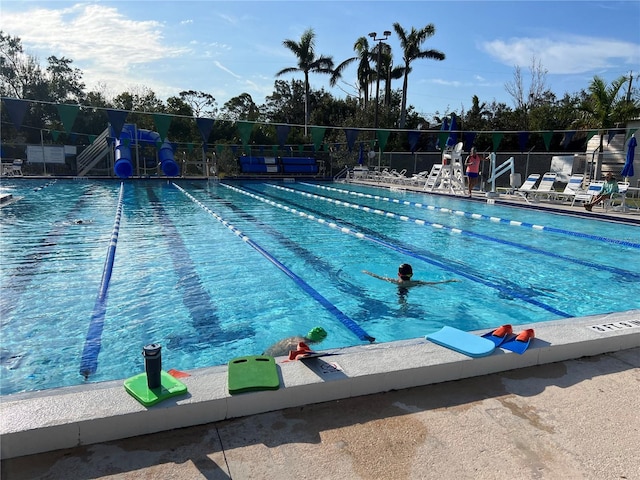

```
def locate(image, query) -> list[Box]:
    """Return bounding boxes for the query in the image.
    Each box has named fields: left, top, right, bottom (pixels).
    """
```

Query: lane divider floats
left=300, top=182, right=640, bottom=249
left=221, top=182, right=572, bottom=319
left=276, top=183, right=640, bottom=281
left=80, top=182, right=124, bottom=378
left=173, top=183, right=375, bottom=343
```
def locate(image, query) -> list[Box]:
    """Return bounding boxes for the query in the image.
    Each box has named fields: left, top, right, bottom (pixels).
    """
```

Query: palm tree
left=393, top=22, right=445, bottom=128
left=330, top=36, right=375, bottom=108
left=276, top=28, right=334, bottom=136
left=579, top=75, right=633, bottom=176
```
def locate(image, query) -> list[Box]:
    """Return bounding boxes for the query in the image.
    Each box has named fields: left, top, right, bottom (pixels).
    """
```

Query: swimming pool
left=1, top=179, right=639, bottom=395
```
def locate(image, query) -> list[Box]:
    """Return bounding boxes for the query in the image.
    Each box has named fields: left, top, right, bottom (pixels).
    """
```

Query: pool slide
left=114, top=124, right=179, bottom=179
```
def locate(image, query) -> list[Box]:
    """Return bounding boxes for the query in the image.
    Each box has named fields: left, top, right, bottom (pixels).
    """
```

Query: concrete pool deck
left=1, top=311, right=639, bottom=470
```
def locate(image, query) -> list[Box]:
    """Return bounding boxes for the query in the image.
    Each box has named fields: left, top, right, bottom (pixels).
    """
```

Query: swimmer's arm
left=413, top=279, right=460, bottom=286
left=362, top=270, right=399, bottom=284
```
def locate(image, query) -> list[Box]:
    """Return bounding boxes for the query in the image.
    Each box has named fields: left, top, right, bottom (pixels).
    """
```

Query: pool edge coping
left=2, top=309, right=639, bottom=460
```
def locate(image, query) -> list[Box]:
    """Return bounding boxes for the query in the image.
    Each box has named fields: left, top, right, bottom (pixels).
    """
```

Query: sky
left=1, top=0, right=639, bottom=122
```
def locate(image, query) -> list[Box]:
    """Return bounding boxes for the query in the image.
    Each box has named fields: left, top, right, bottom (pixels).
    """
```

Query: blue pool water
left=1, top=179, right=639, bottom=395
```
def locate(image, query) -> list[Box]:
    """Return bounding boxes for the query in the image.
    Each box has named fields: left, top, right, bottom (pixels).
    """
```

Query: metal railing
left=76, top=128, right=111, bottom=176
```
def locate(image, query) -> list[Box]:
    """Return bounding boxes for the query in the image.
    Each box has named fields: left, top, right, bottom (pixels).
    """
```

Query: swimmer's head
left=398, top=263, right=413, bottom=281
left=306, top=327, right=327, bottom=343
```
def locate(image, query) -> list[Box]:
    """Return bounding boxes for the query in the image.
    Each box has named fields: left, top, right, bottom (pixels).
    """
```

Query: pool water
left=1, top=179, right=639, bottom=395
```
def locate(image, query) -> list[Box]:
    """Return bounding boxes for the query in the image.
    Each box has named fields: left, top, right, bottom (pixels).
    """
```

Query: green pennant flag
left=153, top=113, right=172, bottom=141
left=492, top=132, right=504, bottom=151
left=586, top=130, right=598, bottom=143
left=376, top=130, right=391, bottom=152
left=236, top=121, right=254, bottom=146
left=88, top=134, right=97, bottom=144
left=51, top=130, right=60, bottom=141
left=438, top=132, right=449, bottom=150
left=56, top=104, right=79, bottom=133
left=272, top=145, right=278, bottom=154
left=310, top=126, right=326, bottom=151
left=541, top=131, right=553, bottom=151
left=187, top=142, right=194, bottom=153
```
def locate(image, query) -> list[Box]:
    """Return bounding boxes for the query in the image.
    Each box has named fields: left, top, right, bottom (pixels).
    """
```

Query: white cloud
left=2, top=4, right=189, bottom=96
left=481, top=35, right=640, bottom=74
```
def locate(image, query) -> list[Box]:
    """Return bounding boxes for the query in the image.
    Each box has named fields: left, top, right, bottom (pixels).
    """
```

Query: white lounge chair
left=571, top=181, right=604, bottom=206
left=530, top=172, right=558, bottom=201
left=514, top=174, right=540, bottom=202
left=11, top=159, right=23, bottom=176
left=549, top=175, right=584, bottom=203
left=604, top=182, right=630, bottom=211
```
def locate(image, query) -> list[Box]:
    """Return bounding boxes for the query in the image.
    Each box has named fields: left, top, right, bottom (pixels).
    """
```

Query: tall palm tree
left=276, top=28, right=334, bottom=136
left=393, top=22, right=445, bottom=128
left=579, top=75, right=633, bottom=176
left=330, top=36, right=375, bottom=108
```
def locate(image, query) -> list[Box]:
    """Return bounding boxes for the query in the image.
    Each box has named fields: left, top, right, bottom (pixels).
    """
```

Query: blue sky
left=2, top=1, right=639, bottom=121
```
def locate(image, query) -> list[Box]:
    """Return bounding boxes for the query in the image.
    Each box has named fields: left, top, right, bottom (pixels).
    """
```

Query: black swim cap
left=398, top=263, right=413, bottom=276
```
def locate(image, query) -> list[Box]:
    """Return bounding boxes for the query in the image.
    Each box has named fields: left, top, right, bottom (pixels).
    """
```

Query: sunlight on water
left=1, top=179, right=639, bottom=394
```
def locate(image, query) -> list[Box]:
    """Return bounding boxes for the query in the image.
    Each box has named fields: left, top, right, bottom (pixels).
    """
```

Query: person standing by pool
left=263, top=326, right=328, bottom=357
left=583, top=172, right=619, bottom=211
left=464, top=147, right=487, bottom=196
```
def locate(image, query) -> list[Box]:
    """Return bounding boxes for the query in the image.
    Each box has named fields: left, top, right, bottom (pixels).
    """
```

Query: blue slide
left=113, top=124, right=179, bottom=179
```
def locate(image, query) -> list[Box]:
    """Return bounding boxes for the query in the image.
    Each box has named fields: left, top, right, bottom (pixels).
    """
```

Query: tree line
left=1, top=27, right=638, bottom=158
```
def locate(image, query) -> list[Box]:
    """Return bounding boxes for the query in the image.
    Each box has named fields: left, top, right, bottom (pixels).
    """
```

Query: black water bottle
left=142, top=343, right=162, bottom=389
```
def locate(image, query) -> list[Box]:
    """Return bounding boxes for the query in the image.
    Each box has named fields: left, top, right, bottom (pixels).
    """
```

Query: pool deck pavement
left=1, top=181, right=639, bottom=478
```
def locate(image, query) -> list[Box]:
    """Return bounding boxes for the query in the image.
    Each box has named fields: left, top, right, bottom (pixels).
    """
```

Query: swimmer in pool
left=263, top=326, right=328, bottom=357
left=364, top=263, right=458, bottom=308
left=363, top=263, right=458, bottom=287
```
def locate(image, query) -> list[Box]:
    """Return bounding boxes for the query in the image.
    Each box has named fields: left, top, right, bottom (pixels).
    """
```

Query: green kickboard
left=124, top=370, right=188, bottom=407
left=228, top=355, right=280, bottom=394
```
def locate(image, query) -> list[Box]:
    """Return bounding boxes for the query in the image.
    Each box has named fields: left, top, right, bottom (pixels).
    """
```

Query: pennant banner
left=344, top=128, right=360, bottom=152
left=56, top=104, right=79, bottom=133
left=518, top=131, right=529, bottom=152
left=106, top=109, right=129, bottom=137
left=541, top=131, right=553, bottom=151
left=407, top=131, right=421, bottom=153
left=195, top=117, right=214, bottom=144
left=2, top=98, right=29, bottom=130
left=561, top=131, right=575, bottom=149
left=310, top=126, right=326, bottom=152
left=236, top=121, right=254, bottom=146
left=463, top=132, right=476, bottom=150
left=376, top=130, right=391, bottom=152
left=153, top=113, right=172, bottom=141
left=492, top=132, right=504, bottom=151
left=276, top=125, right=291, bottom=147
